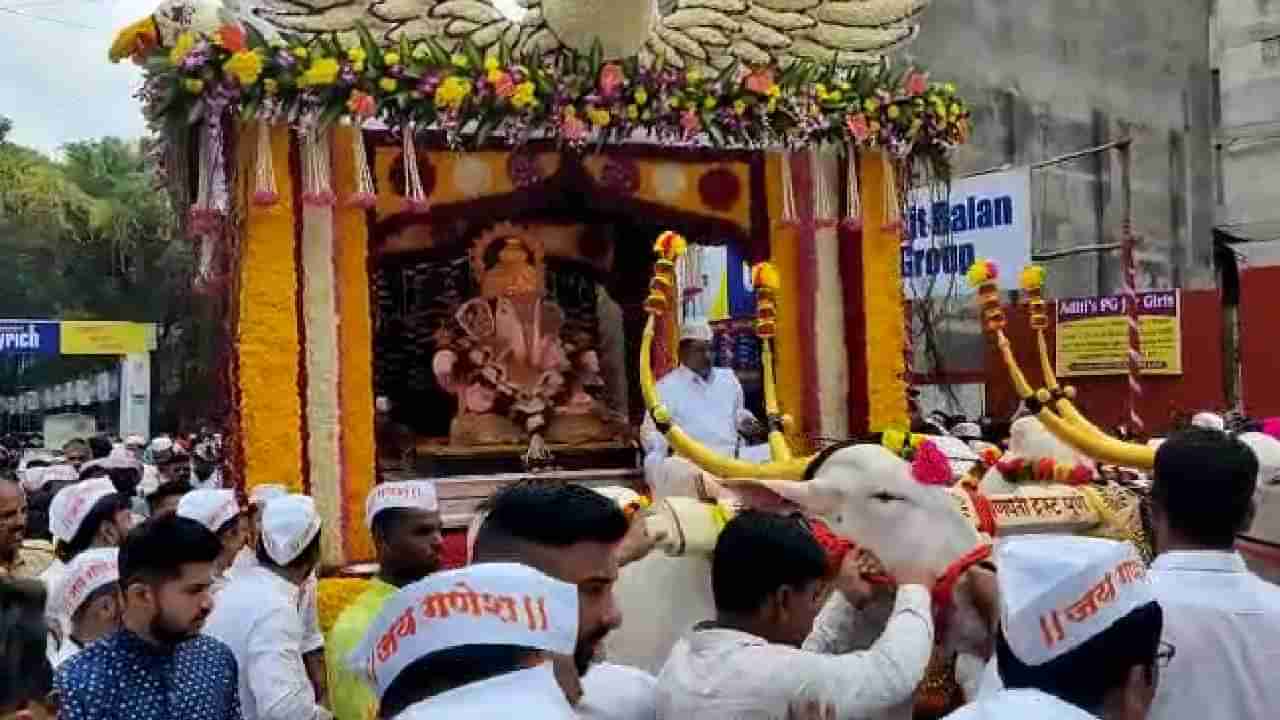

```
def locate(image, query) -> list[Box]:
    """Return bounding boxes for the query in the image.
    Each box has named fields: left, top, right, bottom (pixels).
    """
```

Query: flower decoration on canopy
left=117, top=22, right=970, bottom=164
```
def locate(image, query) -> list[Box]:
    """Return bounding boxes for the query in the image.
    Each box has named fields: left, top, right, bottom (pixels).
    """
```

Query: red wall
left=984, top=289, right=1225, bottom=435
left=1239, top=267, right=1280, bottom=419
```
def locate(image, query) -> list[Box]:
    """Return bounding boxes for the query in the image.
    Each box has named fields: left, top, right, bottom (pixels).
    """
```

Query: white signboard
left=902, top=167, right=1033, bottom=297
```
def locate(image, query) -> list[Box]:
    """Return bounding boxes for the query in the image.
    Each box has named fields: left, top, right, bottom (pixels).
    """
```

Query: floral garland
left=116, top=22, right=970, bottom=161
left=994, top=455, right=1097, bottom=486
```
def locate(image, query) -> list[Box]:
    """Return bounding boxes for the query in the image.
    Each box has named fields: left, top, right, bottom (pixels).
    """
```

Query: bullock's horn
left=970, top=261, right=1156, bottom=470
left=1021, top=266, right=1107, bottom=437
left=639, top=236, right=812, bottom=480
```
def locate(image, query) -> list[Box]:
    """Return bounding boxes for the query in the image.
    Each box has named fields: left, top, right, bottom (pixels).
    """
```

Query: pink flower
left=464, top=384, right=496, bottom=413
left=492, top=72, right=515, bottom=98
left=598, top=63, right=626, bottom=96
left=911, top=440, right=951, bottom=486
left=904, top=70, right=928, bottom=97
left=680, top=108, right=701, bottom=134
left=743, top=68, right=774, bottom=95
left=562, top=110, right=588, bottom=141
left=845, top=113, right=870, bottom=142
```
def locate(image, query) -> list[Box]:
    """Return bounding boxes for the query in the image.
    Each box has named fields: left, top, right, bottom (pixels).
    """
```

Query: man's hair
left=88, top=435, right=112, bottom=460
left=148, top=479, right=192, bottom=512
left=62, top=439, right=89, bottom=457
left=70, top=582, right=121, bottom=625
left=119, top=516, right=222, bottom=588
left=1153, top=428, right=1258, bottom=548
left=711, top=511, right=827, bottom=614
left=371, top=507, right=414, bottom=545
left=377, top=645, right=535, bottom=718
left=998, top=602, right=1163, bottom=713
left=0, top=579, right=52, bottom=711
left=78, top=465, right=110, bottom=481
left=55, top=493, right=128, bottom=563
left=471, top=483, right=628, bottom=561
left=255, top=531, right=322, bottom=572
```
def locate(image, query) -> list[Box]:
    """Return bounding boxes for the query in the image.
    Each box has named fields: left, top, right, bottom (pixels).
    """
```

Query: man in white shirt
left=347, top=563, right=581, bottom=719
left=47, top=547, right=121, bottom=668
left=641, top=318, right=768, bottom=478
left=946, top=536, right=1166, bottom=720
left=176, top=489, right=246, bottom=592
left=657, top=511, right=938, bottom=719
left=203, top=494, right=333, bottom=720
left=1144, top=429, right=1280, bottom=720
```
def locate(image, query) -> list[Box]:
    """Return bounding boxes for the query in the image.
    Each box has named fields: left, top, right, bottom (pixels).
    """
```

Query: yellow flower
left=634, top=87, right=648, bottom=105
left=451, top=53, right=469, bottom=68
left=183, top=78, right=205, bottom=94
left=827, top=90, right=843, bottom=103
left=627, top=104, right=639, bottom=120
left=767, top=97, right=778, bottom=112
left=949, top=103, right=962, bottom=117
left=379, top=77, right=398, bottom=92
left=766, top=84, right=780, bottom=98
left=347, top=47, right=366, bottom=63
left=352, top=60, right=365, bottom=73
left=944, top=82, right=956, bottom=94
left=487, top=68, right=505, bottom=84
left=815, top=83, right=828, bottom=99
left=263, top=78, right=279, bottom=95
left=510, top=81, right=536, bottom=109
left=587, top=107, right=611, bottom=127
left=733, top=99, right=747, bottom=115
left=292, top=46, right=309, bottom=60
left=298, top=57, right=340, bottom=87
left=223, top=50, right=263, bottom=87
left=434, top=75, right=473, bottom=109
left=384, top=52, right=401, bottom=66
left=169, top=32, right=195, bottom=66
left=703, top=96, right=716, bottom=110
left=886, top=104, right=901, bottom=120
left=484, top=56, right=499, bottom=72
left=687, top=69, right=701, bottom=84
left=668, top=97, right=681, bottom=109
left=864, top=98, right=879, bottom=113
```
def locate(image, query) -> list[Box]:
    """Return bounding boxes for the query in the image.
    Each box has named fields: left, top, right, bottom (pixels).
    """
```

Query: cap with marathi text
left=347, top=562, right=578, bottom=702
left=997, top=535, right=1154, bottom=666
left=261, top=495, right=322, bottom=566
left=49, top=478, right=118, bottom=544
left=679, top=317, right=713, bottom=343
left=1191, top=412, right=1226, bottom=432
left=393, top=662, right=576, bottom=719
left=177, top=489, right=242, bottom=535
left=365, top=480, right=439, bottom=530
left=51, top=548, right=119, bottom=620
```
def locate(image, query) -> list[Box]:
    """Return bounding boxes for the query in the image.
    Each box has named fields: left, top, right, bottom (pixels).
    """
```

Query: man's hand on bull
left=888, top=561, right=939, bottom=590
left=616, top=512, right=668, bottom=567
left=833, top=552, right=876, bottom=608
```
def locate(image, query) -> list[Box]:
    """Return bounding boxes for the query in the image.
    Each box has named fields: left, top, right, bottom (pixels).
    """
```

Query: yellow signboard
left=60, top=321, right=154, bottom=356
left=1055, top=291, right=1182, bottom=377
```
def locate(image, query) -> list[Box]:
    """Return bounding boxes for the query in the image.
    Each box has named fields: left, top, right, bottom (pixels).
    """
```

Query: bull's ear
left=719, top=478, right=842, bottom=516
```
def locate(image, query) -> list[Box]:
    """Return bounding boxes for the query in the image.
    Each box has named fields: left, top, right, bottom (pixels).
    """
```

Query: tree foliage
left=0, top=126, right=217, bottom=431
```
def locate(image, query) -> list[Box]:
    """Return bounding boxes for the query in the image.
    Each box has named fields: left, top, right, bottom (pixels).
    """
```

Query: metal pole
left=1119, top=140, right=1144, bottom=435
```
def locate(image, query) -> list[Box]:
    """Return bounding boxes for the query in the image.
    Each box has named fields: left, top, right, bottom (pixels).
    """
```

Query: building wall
left=1214, top=0, right=1280, bottom=244
left=907, top=0, right=1217, bottom=294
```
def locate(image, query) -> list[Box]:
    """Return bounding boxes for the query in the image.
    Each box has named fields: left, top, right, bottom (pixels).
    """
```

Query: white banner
left=902, top=167, right=1033, bottom=297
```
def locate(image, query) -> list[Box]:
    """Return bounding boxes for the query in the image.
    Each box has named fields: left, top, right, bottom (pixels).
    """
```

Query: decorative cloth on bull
left=51, top=547, right=119, bottom=621
left=346, top=563, right=578, bottom=702
left=177, top=489, right=242, bottom=535
left=997, top=536, right=1152, bottom=666
left=260, top=494, right=322, bottom=565
left=365, top=480, right=439, bottom=530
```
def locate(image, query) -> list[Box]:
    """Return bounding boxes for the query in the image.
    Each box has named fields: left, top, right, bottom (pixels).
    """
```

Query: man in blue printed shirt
left=55, top=514, right=243, bottom=720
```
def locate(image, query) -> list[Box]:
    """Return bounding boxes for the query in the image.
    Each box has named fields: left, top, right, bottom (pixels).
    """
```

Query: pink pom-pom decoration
left=911, top=440, right=952, bottom=486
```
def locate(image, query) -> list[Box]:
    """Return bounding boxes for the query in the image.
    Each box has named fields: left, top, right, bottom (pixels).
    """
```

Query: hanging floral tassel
left=252, top=121, right=279, bottom=206
left=780, top=151, right=797, bottom=226
left=347, top=125, right=376, bottom=209
left=881, top=152, right=903, bottom=234
left=301, top=127, right=335, bottom=206
left=401, top=124, right=430, bottom=214
left=812, top=148, right=837, bottom=229
left=188, top=120, right=227, bottom=237
left=842, top=145, right=863, bottom=231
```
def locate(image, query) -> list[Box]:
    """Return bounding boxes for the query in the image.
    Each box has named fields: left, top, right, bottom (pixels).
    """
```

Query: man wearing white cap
left=640, top=317, right=769, bottom=480
left=946, top=536, right=1167, bottom=720
left=204, top=494, right=333, bottom=720
left=1144, top=429, right=1280, bottom=720
left=327, top=480, right=444, bottom=720
left=48, top=548, right=121, bottom=668
left=347, top=562, right=580, bottom=719
left=177, top=489, right=246, bottom=592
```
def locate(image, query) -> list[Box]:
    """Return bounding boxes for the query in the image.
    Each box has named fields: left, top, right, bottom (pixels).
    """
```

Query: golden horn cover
left=639, top=241, right=812, bottom=480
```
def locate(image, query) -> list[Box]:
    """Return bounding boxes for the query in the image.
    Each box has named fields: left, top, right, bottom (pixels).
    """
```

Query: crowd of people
left=0, top=331, right=1278, bottom=720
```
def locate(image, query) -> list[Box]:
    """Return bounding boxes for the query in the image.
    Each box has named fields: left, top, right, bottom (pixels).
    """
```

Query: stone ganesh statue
left=432, top=224, right=614, bottom=455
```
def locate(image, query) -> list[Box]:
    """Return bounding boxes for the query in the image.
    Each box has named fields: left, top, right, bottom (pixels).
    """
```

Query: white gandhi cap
left=679, top=317, right=713, bottom=343
left=260, top=494, right=323, bottom=565
left=51, top=547, right=119, bottom=620
left=997, top=535, right=1155, bottom=666
left=177, top=489, right=242, bottom=535
left=49, top=478, right=117, bottom=544
left=365, top=480, right=439, bottom=530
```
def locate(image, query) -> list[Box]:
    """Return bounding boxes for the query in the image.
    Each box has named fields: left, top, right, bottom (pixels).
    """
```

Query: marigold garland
left=316, top=577, right=372, bottom=635
left=122, top=23, right=970, bottom=163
